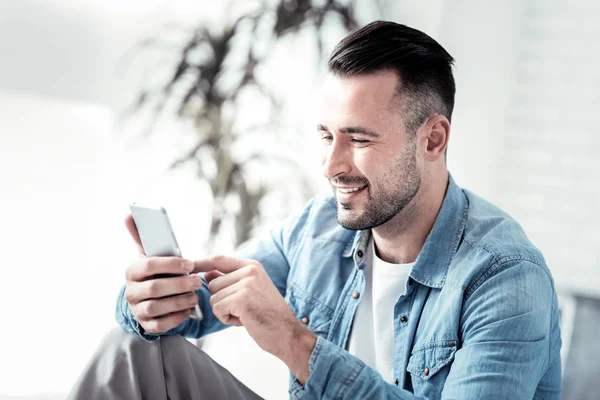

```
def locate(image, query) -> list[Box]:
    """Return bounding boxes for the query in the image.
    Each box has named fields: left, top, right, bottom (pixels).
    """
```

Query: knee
left=97, top=327, right=156, bottom=356
left=99, top=327, right=189, bottom=355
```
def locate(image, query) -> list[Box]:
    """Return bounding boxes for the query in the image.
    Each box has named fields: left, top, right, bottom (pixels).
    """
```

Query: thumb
left=124, top=214, right=146, bottom=256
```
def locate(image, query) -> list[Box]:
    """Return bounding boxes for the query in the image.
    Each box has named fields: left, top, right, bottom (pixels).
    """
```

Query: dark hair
left=328, top=21, right=455, bottom=138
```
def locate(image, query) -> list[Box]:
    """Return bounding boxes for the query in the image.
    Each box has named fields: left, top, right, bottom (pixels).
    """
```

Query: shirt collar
left=343, top=175, right=468, bottom=288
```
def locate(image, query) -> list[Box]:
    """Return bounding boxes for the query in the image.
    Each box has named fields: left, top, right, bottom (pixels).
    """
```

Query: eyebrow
left=317, top=124, right=381, bottom=138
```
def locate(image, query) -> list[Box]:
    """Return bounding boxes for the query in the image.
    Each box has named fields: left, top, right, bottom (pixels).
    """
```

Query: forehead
left=318, top=70, right=401, bottom=125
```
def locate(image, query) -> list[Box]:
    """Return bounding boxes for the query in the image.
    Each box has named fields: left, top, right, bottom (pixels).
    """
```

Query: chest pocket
left=407, top=340, right=457, bottom=399
left=285, top=284, right=334, bottom=337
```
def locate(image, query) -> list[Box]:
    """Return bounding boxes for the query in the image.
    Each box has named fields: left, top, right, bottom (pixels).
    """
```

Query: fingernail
left=182, top=260, right=194, bottom=271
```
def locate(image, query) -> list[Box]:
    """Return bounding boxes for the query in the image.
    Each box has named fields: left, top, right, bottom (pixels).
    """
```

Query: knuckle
left=246, top=263, right=260, bottom=276
left=124, top=286, right=135, bottom=303
left=142, top=258, right=153, bottom=273
left=210, top=254, right=226, bottom=263
left=131, top=305, right=145, bottom=321
left=142, top=301, right=155, bottom=317
left=124, top=268, right=131, bottom=282
left=248, top=259, right=261, bottom=267
left=146, top=280, right=159, bottom=297
left=125, top=264, right=136, bottom=282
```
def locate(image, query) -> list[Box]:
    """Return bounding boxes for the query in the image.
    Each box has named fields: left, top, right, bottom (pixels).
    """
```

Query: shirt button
left=400, top=315, right=408, bottom=323
left=352, top=291, right=360, bottom=299
left=394, top=378, right=399, bottom=386
left=301, top=317, right=309, bottom=325
left=357, top=249, right=364, bottom=258
left=424, top=367, right=430, bottom=376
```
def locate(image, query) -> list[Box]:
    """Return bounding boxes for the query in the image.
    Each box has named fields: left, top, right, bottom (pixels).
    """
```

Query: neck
left=372, top=170, right=449, bottom=264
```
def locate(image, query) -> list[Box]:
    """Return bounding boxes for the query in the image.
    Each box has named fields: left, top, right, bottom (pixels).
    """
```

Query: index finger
left=126, top=257, right=194, bottom=282
left=125, top=214, right=145, bottom=256
left=193, top=255, right=258, bottom=274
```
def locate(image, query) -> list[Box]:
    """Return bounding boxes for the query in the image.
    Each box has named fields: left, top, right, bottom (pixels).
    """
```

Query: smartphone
left=129, top=204, right=204, bottom=321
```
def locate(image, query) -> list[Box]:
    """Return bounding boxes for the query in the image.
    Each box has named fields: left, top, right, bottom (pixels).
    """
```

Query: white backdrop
left=1, top=0, right=598, bottom=398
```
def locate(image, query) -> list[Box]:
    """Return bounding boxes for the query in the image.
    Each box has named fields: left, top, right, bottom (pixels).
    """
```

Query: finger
left=126, top=257, right=194, bottom=282
left=211, top=291, right=245, bottom=326
left=209, top=279, right=244, bottom=307
left=140, top=309, right=192, bottom=334
left=203, top=270, right=224, bottom=283
left=207, top=267, right=251, bottom=294
left=125, top=214, right=145, bottom=255
left=193, top=255, right=259, bottom=274
left=133, top=292, right=198, bottom=320
left=227, top=316, right=242, bottom=327
left=126, top=274, right=203, bottom=304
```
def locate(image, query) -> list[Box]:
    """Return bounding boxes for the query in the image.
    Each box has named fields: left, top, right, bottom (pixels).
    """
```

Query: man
left=69, top=21, right=562, bottom=399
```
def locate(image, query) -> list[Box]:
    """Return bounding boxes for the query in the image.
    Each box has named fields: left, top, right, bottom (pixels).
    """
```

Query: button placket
left=393, top=282, right=415, bottom=389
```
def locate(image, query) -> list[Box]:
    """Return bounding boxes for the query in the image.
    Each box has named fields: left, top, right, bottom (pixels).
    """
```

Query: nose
left=322, top=139, right=351, bottom=180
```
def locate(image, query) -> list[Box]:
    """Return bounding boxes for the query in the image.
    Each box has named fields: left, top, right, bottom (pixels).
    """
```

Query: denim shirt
left=116, top=176, right=562, bottom=399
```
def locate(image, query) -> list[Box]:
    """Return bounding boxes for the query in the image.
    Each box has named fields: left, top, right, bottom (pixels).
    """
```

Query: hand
left=197, top=256, right=317, bottom=384
left=122, top=214, right=203, bottom=334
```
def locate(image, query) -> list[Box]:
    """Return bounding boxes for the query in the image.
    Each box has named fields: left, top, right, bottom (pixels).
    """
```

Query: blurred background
left=0, top=0, right=598, bottom=399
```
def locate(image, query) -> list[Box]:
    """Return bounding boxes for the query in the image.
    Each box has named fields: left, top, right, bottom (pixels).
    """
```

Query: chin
left=336, top=208, right=361, bottom=230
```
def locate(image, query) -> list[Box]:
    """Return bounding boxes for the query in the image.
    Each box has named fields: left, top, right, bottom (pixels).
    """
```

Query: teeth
left=338, top=187, right=363, bottom=194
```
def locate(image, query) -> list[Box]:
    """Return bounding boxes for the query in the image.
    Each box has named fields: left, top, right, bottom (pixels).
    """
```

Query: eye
left=320, top=134, right=333, bottom=143
left=351, top=138, right=370, bottom=144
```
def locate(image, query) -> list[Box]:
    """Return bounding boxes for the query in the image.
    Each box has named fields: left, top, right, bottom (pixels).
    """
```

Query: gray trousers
left=67, top=327, right=264, bottom=400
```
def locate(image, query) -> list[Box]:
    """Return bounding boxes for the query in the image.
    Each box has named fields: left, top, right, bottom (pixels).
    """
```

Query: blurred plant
left=123, top=0, right=367, bottom=252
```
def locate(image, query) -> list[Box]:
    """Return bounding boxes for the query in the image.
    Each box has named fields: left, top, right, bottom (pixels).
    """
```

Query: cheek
left=353, top=152, right=376, bottom=178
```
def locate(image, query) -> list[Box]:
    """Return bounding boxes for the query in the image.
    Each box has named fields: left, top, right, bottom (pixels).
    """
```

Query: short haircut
left=328, top=21, right=455, bottom=138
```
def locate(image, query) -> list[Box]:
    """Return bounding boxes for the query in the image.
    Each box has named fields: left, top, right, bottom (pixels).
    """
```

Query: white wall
left=388, top=0, right=600, bottom=295
left=386, top=0, right=523, bottom=202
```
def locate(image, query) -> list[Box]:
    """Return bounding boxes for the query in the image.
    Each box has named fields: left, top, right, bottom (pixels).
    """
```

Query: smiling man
left=70, top=21, right=562, bottom=400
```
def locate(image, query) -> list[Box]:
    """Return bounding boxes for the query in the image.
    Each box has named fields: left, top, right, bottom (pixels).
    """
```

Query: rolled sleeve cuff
left=290, top=336, right=365, bottom=399
left=116, top=285, right=162, bottom=343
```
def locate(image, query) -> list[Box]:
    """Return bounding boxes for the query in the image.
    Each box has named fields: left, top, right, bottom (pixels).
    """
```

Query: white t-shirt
left=347, top=238, right=414, bottom=383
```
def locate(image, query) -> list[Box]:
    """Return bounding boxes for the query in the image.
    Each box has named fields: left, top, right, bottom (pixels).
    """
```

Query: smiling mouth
left=337, top=185, right=367, bottom=194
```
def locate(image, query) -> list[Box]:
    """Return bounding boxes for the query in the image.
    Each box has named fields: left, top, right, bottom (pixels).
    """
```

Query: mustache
left=330, top=176, right=369, bottom=186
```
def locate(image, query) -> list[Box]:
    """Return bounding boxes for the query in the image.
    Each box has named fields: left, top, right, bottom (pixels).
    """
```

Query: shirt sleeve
left=290, top=336, right=428, bottom=399
left=441, top=258, right=560, bottom=399
left=291, top=259, right=560, bottom=400
left=115, top=198, right=316, bottom=342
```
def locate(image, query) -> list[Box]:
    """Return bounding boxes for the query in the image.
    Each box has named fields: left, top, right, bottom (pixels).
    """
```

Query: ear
left=422, top=114, right=450, bottom=162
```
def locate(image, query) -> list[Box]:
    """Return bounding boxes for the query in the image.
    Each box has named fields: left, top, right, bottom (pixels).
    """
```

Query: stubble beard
left=336, top=141, right=421, bottom=231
